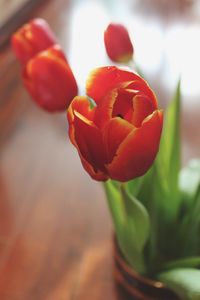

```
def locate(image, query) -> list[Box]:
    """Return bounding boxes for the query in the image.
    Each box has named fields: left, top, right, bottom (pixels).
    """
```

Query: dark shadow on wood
left=0, top=0, right=47, bottom=49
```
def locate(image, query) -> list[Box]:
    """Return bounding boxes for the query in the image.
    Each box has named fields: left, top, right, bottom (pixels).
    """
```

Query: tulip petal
left=11, top=32, right=33, bottom=65
left=126, top=80, right=157, bottom=109
left=72, top=110, right=107, bottom=175
left=29, top=18, right=57, bottom=51
left=46, top=44, right=68, bottom=63
left=107, top=110, right=163, bottom=181
left=67, top=97, right=107, bottom=181
left=112, top=88, right=136, bottom=122
left=11, top=18, right=57, bottom=64
left=103, top=117, right=134, bottom=163
left=132, top=94, right=155, bottom=127
left=86, top=66, right=157, bottom=106
left=86, top=66, right=139, bottom=103
left=79, top=157, right=108, bottom=181
left=68, top=96, right=95, bottom=124
left=23, top=46, right=78, bottom=111
left=94, top=87, right=136, bottom=128
left=94, top=89, right=118, bottom=128
left=68, top=96, right=95, bottom=145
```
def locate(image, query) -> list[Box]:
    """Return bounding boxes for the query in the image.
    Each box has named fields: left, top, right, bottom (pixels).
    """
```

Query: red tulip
left=23, top=45, right=78, bottom=112
left=104, top=23, right=134, bottom=63
left=11, top=18, right=57, bottom=64
left=67, top=66, right=163, bottom=182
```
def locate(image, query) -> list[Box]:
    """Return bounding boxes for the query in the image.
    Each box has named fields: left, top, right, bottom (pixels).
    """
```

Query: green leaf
left=118, top=230, right=146, bottom=274
left=179, top=159, right=200, bottom=209
left=158, top=268, right=200, bottom=300
left=88, top=96, right=96, bottom=108
left=121, top=185, right=150, bottom=252
left=163, top=256, right=200, bottom=270
left=104, top=181, right=150, bottom=273
left=156, top=79, right=181, bottom=215
left=103, top=180, right=125, bottom=233
left=179, top=184, right=200, bottom=256
left=126, top=176, right=144, bottom=198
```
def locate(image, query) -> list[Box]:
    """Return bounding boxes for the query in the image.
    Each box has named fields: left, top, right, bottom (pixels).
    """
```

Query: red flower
left=104, top=23, right=134, bottom=63
left=11, top=18, right=57, bottom=64
left=67, top=66, right=163, bottom=182
left=23, top=45, right=78, bottom=112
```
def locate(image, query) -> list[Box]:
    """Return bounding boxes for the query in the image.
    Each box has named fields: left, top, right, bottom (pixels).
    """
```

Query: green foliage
left=155, top=79, right=181, bottom=216
left=103, top=80, right=200, bottom=299
left=104, top=181, right=150, bottom=273
left=179, top=184, right=200, bottom=257
left=120, top=185, right=150, bottom=253
left=158, top=268, right=200, bottom=300
left=179, top=160, right=200, bottom=211
left=134, top=81, right=183, bottom=273
left=162, top=256, right=200, bottom=270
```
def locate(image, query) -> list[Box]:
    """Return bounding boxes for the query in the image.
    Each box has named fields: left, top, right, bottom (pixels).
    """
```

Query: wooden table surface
left=0, top=0, right=200, bottom=299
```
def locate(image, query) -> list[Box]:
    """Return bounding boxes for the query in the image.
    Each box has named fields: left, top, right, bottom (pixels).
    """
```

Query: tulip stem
left=127, top=59, right=144, bottom=78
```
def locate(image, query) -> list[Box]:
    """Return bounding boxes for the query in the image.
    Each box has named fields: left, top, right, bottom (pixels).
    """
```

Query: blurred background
left=1, top=0, right=200, bottom=158
left=0, top=0, right=200, bottom=299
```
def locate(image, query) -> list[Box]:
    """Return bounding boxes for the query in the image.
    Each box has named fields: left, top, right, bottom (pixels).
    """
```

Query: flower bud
left=104, top=23, right=134, bottom=63
left=68, top=66, right=163, bottom=182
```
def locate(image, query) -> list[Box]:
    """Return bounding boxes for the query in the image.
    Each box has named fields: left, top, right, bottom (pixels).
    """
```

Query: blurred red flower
left=104, top=23, right=134, bottom=63
left=23, top=45, right=78, bottom=112
left=11, top=18, right=57, bottom=64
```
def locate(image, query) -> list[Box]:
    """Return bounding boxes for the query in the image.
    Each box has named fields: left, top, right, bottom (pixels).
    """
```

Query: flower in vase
left=67, top=66, right=163, bottom=182
left=11, top=18, right=57, bottom=65
left=23, top=45, right=78, bottom=112
left=104, top=23, right=134, bottom=63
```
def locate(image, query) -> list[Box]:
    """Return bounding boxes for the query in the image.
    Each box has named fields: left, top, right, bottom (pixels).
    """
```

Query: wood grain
left=0, top=0, right=200, bottom=299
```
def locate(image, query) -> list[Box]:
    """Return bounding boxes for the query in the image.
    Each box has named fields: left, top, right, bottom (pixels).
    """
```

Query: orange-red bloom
left=11, top=18, right=57, bottom=64
left=67, top=66, right=163, bottom=182
left=23, top=45, right=78, bottom=112
left=104, top=23, right=134, bottom=63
